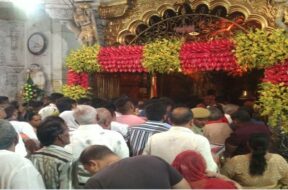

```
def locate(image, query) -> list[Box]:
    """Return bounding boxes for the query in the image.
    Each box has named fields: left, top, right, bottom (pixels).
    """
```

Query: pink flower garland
left=98, top=45, right=146, bottom=72
left=67, top=69, right=89, bottom=88
left=263, top=61, right=288, bottom=86
left=179, top=39, right=242, bottom=75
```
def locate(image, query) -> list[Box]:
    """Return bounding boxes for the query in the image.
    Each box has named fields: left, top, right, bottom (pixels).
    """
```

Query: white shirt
left=143, top=126, right=218, bottom=172
left=0, top=150, right=45, bottom=189
left=66, top=124, right=129, bottom=159
left=111, top=121, right=129, bottom=137
left=10, top=121, right=37, bottom=139
left=59, top=110, right=79, bottom=133
left=10, top=121, right=37, bottom=157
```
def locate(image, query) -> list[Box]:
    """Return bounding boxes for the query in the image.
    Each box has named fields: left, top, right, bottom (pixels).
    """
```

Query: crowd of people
left=0, top=92, right=287, bottom=189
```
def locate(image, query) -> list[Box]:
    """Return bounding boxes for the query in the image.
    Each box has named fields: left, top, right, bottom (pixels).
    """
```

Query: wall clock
left=27, top=32, right=47, bottom=55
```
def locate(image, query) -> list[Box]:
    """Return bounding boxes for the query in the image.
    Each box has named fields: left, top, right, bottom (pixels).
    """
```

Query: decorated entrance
left=63, top=0, right=288, bottom=157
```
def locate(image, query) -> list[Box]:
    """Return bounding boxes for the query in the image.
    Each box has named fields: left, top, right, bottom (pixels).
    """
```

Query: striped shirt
left=29, top=145, right=73, bottom=189
left=128, top=121, right=170, bottom=156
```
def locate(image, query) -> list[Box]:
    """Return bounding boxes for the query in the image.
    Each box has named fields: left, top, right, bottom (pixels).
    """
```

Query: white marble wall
left=0, top=4, right=79, bottom=100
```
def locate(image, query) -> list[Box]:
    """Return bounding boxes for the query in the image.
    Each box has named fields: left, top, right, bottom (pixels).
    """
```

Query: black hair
left=208, top=106, right=224, bottom=121
left=25, top=111, right=39, bottom=122
left=4, top=105, right=17, bottom=120
left=248, top=133, right=269, bottom=176
left=145, top=99, right=167, bottom=121
left=114, top=96, right=134, bottom=114
left=56, top=97, right=76, bottom=113
left=170, top=107, right=193, bottom=126
left=231, top=109, right=251, bottom=122
left=0, top=96, right=9, bottom=104
left=37, top=116, right=66, bottom=146
left=158, top=97, right=174, bottom=108
left=9, top=101, right=20, bottom=109
left=77, top=97, right=92, bottom=105
left=79, top=145, right=115, bottom=165
left=49, top=93, right=64, bottom=103
left=91, top=97, right=109, bottom=109
left=28, top=100, right=44, bottom=109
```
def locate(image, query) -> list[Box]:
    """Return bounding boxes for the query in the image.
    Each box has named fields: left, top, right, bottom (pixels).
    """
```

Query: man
left=58, top=97, right=79, bottom=133
left=66, top=105, right=129, bottom=186
left=114, top=96, right=146, bottom=126
left=67, top=105, right=129, bottom=159
left=203, top=107, right=232, bottom=147
left=224, top=109, right=271, bottom=157
left=191, top=107, right=210, bottom=135
left=127, top=99, right=171, bottom=156
left=143, top=107, right=218, bottom=172
left=38, top=92, right=63, bottom=120
left=56, top=97, right=77, bottom=114
left=0, top=120, right=44, bottom=189
left=30, top=116, right=73, bottom=189
left=79, top=145, right=190, bottom=189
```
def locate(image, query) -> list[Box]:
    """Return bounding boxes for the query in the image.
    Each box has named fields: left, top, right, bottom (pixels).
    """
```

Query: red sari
left=172, top=150, right=237, bottom=189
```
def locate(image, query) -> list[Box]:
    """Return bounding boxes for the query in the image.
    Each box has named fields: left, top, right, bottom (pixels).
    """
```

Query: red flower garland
left=67, top=69, right=89, bottom=89
left=98, top=45, right=146, bottom=73
left=263, top=61, right=288, bottom=86
left=179, top=39, right=242, bottom=75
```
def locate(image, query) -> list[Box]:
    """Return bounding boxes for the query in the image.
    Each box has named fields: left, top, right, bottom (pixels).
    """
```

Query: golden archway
left=99, top=0, right=277, bottom=45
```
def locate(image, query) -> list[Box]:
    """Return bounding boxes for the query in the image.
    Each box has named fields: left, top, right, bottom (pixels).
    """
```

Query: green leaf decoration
left=234, top=29, right=288, bottom=69
left=256, top=82, right=288, bottom=133
left=142, top=39, right=182, bottom=73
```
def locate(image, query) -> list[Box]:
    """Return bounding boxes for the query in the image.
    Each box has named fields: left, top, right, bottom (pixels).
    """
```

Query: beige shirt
left=203, top=122, right=232, bottom=145
left=143, top=126, right=218, bottom=172
left=221, top=153, right=288, bottom=189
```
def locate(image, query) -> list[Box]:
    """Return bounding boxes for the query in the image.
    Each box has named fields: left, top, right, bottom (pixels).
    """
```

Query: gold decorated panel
left=99, top=0, right=285, bottom=45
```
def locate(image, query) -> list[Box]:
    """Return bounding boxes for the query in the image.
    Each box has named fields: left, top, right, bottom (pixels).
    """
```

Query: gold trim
left=210, top=0, right=231, bottom=11
left=247, top=14, right=269, bottom=29
left=157, top=4, right=176, bottom=17
left=102, top=0, right=281, bottom=45
left=228, top=4, right=251, bottom=19
left=142, top=11, right=161, bottom=25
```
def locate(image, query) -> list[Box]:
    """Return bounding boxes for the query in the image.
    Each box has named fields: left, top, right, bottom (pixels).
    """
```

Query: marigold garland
left=66, top=45, right=101, bottom=73
left=234, top=29, right=288, bottom=69
left=256, top=82, right=288, bottom=133
left=142, top=39, right=182, bottom=73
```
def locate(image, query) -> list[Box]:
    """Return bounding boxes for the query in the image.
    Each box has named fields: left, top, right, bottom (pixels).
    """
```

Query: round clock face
left=27, top=33, right=47, bottom=55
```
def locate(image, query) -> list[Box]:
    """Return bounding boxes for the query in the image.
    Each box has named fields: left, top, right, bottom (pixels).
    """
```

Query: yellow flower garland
left=62, top=85, right=90, bottom=100
left=66, top=45, right=101, bottom=73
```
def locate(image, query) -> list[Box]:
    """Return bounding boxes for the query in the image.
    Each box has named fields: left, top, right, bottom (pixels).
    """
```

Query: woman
left=221, top=133, right=288, bottom=188
left=172, top=150, right=239, bottom=189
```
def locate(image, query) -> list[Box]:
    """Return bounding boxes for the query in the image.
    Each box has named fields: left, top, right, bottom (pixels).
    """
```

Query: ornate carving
left=99, top=0, right=287, bottom=45
left=73, top=3, right=98, bottom=46
left=98, top=4, right=129, bottom=18
left=272, top=0, right=288, bottom=31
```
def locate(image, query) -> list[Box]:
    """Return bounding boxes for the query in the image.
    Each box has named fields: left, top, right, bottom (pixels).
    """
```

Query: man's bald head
left=96, top=108, right=113, bottom=129
left=170, top=107, right=193, bottom=126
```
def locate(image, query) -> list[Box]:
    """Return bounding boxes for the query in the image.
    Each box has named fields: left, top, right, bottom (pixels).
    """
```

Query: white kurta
left=0, top=150, right=45, bottom=189
left=66, top=124, right=129, bottom=159
left=143, top=126, right=218, bottom=172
